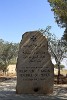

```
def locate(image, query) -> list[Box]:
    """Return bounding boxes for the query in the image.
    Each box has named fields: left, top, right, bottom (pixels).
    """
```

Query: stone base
left=16, top=85, right=53, bottom=94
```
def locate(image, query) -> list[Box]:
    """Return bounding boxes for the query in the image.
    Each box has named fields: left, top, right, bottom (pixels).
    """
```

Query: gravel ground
left=0, top=78, right=67, bottom=100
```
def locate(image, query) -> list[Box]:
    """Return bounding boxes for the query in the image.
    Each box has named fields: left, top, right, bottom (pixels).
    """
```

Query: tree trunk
left=57, top=63, right=60, bottom=84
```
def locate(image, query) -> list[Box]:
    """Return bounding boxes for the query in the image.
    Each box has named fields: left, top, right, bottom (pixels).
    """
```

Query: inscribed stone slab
left=16, top=31, right=54, bottom=94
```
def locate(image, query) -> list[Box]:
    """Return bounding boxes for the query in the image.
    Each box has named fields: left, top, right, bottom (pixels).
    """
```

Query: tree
left=0, top=39, right=4, bottom=54
left=0, top=39, right=19, bottom=74
left=39, top=26, right=67, bottom=84
left=63, top=28, right=67, bottom=41
left=54, top=64, right=65, bottom=70
left=0, top=43, right=14, bottom=74
left=0, top=39, right=6, bottom=74
left=9, top=43, right=19, bottom=64
left=0, top=42, right=18, bottom=74
left=48, top=0, right=67, bottom=41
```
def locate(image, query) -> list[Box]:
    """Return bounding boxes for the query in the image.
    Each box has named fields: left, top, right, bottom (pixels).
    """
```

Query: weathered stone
left=16, top=31, right=54, bottom=94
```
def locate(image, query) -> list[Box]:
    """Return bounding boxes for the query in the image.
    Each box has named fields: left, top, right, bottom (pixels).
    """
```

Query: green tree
left=9, top=43, right=19, bottom=64
left=54, top=64, right=65, bottom=69
left=48, top=0, right=67, bottom=41
left=0, top=39, right=4, bottom=54
left=40, top=26, right=67, bottom=84
left=0, top=39, right=5, bottom=73
left=0, top=43, right=13, bottom=74
left=0, top=43, right=17, bottom=73
left=0, top=39, right=19, bottom=74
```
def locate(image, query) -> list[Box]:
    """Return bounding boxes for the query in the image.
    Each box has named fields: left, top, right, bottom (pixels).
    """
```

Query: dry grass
left=54, top=68, right=67, bottom=76
left=60, top=69, right=67, bottom=76
left=54, top=68, right=67, bottom=84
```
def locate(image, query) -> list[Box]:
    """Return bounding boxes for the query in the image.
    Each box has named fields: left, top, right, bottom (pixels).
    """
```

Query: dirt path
left=0, top=78, right=67, bottom=100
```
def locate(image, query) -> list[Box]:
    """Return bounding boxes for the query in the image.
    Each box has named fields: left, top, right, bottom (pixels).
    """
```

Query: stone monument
left=16, top=31, right=54, bottom=94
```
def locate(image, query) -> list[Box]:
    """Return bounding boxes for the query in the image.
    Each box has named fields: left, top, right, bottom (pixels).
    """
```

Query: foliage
left=9, top=58, right=17, bottom=64
left=0, top=39, right=4, bottom=54
left=62, top=28, right=67, bottom=41
left=54, top=64, right=65, bottom=69
left=39, top=26, right=67, bottom=83
left=48, top=0, right=67, bottom=41
left=40, top=26, right=67, bottom=63
left=0, top=39, right=19, bottom=73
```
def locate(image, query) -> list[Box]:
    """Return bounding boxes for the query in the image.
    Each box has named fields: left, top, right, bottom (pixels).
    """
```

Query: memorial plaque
left=16, top=31, right=54, bottom=94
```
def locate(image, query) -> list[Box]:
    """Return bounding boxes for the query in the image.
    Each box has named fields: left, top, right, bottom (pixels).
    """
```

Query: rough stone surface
left=16, top=31, right=54, bottom=94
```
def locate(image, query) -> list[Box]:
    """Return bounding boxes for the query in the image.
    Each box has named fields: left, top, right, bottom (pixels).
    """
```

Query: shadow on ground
left=0, top=90, right=67, bottom=100
left=0, top=78, right=67, bottom=100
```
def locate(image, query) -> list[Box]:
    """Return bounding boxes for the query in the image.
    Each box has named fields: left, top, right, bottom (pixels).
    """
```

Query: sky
left=0, top=0, right=65, bottom=43
left=0, top=0, right=67, bottom=69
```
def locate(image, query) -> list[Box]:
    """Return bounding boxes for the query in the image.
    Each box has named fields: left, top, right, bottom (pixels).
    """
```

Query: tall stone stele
left=16, top=31, right=54, bottom=94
